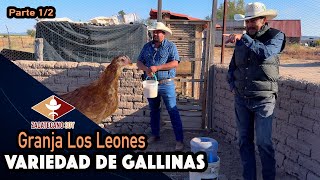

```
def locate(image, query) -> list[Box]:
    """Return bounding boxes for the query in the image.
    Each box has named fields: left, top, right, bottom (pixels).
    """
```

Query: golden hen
left=60, top=55, right=132, bottom=124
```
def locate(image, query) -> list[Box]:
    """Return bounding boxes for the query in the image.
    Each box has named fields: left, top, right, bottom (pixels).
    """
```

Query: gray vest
left=233, top=28, right=286, bottom=98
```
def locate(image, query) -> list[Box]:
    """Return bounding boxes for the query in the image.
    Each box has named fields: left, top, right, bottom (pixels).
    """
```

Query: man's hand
left=146, top=68, right=153, bottom=77
left=149, top=66, right=158, bottom=73
left=145, top=66, right=158, bottom=77
left=224, top=33, right=242, bottom=44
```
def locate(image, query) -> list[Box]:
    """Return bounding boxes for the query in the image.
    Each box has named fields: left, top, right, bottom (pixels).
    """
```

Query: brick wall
left=212, top=64, right=320, bottom=179
left=13, top=60, right=320, bottom=178
left=13, top=60, right=151, bottom=135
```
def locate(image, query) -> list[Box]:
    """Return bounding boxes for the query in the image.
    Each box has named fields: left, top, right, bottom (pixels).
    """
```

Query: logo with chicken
left=32, top=95, right=75, bottom=121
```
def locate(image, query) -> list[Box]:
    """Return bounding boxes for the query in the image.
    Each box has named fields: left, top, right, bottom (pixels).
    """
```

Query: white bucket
left=189, top=157, right=220, bottom=180
left=142, top=75, right=158, bottom=98
left=190, top=137, right=219, bottom=163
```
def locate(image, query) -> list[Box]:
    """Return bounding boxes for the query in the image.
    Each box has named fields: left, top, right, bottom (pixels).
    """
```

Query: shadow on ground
left=144, top=128, right=297, bottom=180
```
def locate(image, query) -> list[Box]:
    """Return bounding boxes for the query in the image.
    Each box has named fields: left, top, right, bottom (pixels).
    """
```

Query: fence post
left=20, top=37, right=24, bottom=48
left=34, top=38, right=43, bottom=61
left=5, top=25, right=11, bottom=49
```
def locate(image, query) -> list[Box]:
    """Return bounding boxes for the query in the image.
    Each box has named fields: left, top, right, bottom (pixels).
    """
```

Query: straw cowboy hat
left=234, top=2, right=277, bottom=21
left=148, top=22, right=172, bottom=37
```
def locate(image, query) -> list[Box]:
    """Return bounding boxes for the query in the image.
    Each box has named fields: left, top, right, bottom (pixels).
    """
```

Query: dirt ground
left=4, top=43, right=317, bottom=179
left=145, top=128, right=297, bottom=180
left=221, top=58, right=320, bottom=84
left=279, top=59, right=320, bottom=84
left=144, top=48, right=319, bottom=179
left=215, top=47, right=320, bottom=84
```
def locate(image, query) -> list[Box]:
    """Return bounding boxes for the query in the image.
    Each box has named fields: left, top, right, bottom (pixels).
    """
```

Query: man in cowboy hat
left=225, top=2, right=286, bottom=180
left=137, top=22, right=184, bottom=151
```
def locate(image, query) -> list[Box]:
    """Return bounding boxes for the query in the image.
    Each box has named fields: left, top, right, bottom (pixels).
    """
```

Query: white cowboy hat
left=234, top=2, right=277, bottom=21
left=148, top=22, right=172, bottom=37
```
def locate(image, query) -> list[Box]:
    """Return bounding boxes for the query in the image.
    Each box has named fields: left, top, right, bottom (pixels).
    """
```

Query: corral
left=1, top=18, right=320, bottom=179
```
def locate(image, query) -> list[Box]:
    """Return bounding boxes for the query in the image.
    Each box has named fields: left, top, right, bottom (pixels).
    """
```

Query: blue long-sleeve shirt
left=227, top=26, right=285, bottom=91
left=241, top=33, right=285, bottom=59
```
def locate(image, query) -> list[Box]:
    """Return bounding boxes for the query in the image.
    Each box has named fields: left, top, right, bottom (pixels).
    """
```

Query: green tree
left=26, top=29, right=36, bottom=37
left=118, top=10, right=126, bottom=17
left=206, top=0, right=245, bottom=20
left=235, top=0, right=245, bottom=16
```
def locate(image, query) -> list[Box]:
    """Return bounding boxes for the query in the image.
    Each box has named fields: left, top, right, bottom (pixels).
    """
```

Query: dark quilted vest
left=233, top=27, right=286, bottom=98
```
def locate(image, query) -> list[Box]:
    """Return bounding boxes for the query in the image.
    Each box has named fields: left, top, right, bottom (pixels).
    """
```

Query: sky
left=0, top=0, right=319, bottom=36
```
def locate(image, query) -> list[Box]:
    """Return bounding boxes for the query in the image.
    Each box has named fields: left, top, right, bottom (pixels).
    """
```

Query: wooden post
left=34, top=38, right=43, bottom=61
left=157, top=0, right=162, bottom=22
left=194, top=25, right=203, bottom=100
left=1, top=38, right=4, bottom=49
left=20, top=37, right=24, bottom=48
left=221, top=0, right=228, bottom=64
left=5, top=25, right=11, bottom=49
left=209, top=0, right=218, bottom=67
left=201, top=26, right=210, bottom=129
left=205, top=0, right=218, bottom=129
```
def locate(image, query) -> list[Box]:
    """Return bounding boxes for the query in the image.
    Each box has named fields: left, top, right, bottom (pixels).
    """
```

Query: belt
left=158, top=78, right=173, bottom=84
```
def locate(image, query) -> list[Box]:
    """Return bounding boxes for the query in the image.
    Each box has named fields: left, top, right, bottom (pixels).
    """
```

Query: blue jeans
left=147, top=80, right=183, bottom=142
left=234, top=95, right=276, bottom=180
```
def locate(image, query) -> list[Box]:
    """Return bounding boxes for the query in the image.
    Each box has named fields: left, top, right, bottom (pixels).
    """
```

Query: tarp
left=36, top=21, right=148, bottom=62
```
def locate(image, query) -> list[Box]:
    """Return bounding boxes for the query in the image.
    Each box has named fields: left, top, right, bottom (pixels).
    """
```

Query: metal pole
left=221, top=0, right=228, bottom=64
left=157, top=0, right=162, bottom=22
left=205, top=0, right=218, bottom=129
